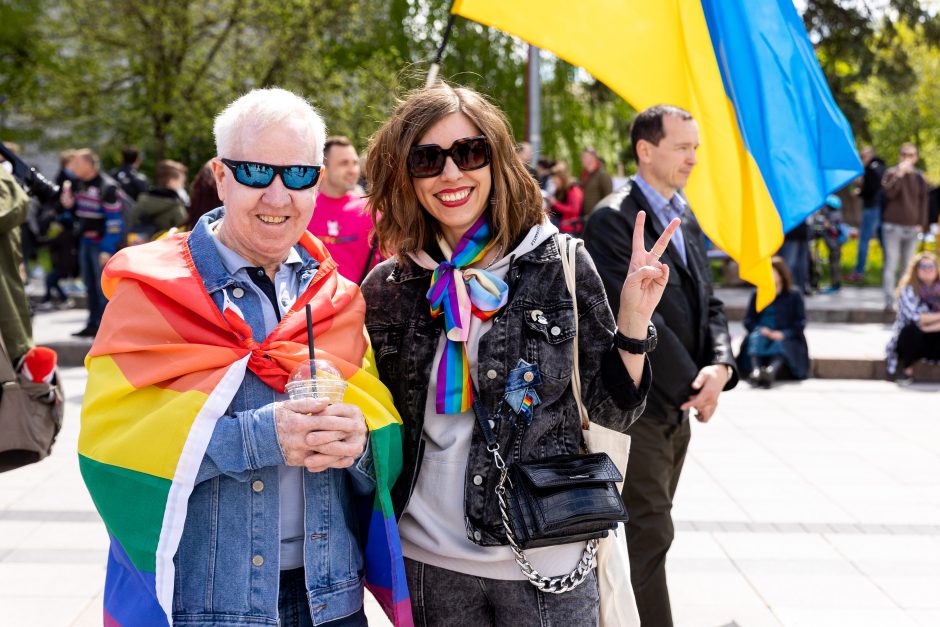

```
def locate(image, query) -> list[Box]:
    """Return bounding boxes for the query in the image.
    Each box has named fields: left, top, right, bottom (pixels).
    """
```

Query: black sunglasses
left=407, top=135, right=492, bottom=178
left=221, top=158, right=322, bottom=190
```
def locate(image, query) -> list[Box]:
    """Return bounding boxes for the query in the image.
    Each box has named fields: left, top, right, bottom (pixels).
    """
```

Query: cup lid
left=288, top=358, right=344, bottom=384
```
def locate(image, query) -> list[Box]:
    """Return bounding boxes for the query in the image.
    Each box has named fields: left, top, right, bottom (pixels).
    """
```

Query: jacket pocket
left=521, top=301, right=576, bottom=403
left=366, top=324, right=403, bottom=380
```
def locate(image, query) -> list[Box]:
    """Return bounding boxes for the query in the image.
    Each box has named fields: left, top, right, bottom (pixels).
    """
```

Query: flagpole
left=526, top=44, right=541, bottom=165
left=426, top=12, right=457, bottom=88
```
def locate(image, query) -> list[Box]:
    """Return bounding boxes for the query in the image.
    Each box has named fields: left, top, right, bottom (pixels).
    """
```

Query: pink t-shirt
left=307, top=192, right=378, bottom=282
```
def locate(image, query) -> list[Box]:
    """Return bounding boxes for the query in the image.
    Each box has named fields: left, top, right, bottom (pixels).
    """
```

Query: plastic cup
left=285, top=359, right=347, bottom=404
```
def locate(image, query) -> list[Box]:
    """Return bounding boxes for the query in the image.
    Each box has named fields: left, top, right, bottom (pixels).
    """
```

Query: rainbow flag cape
left=78, top=231, right=412, bottom=625
left=453, top=0, right=863, bottom=308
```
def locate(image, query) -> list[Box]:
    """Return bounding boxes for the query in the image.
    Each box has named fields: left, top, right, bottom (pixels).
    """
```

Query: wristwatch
left=614, top=323, right=657, bottom=354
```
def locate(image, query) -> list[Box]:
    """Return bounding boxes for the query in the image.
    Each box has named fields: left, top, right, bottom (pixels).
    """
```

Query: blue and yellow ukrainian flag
left=453, top=0, right=863, bottom=307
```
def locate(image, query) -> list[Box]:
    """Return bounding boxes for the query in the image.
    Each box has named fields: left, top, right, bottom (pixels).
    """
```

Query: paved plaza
left=1, top=364, right=937, bottom=625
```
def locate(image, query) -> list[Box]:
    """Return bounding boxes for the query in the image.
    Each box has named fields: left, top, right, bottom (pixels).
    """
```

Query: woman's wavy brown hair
left=770, top=256, right=793, bottom=294
left=365, top=83, right=545, bottom=258
left=898, top=251, right=939, bottom=295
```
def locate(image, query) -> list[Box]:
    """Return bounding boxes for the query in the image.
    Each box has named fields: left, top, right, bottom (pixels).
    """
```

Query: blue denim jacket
left=172, top=208, right=374, bottom=626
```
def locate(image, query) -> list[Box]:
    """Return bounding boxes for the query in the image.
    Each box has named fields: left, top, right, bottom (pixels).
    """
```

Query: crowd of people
left=769, top=142, right=940, bottom=386
left=16, top=134, right=388, bottom=336
left=779, top=143, right=938, bottom=301
left=1, top=81, right=938, bottom=627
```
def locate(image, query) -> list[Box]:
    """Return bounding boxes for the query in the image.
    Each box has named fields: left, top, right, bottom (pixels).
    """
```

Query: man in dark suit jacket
left=583, top=105, right=738, bottom=627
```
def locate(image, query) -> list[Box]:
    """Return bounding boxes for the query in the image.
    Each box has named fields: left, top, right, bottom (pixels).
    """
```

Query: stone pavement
left=32, top=286, right=940, bottom=381
left=1, top=367, right=937, bottom=625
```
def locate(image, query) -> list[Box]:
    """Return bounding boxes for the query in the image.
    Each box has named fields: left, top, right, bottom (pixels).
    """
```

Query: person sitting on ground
left=547, top=161, right=584, bottom=234
left=886, top=251, right=940, bottom=385
left=130, top=159, right=188, bottom=240
left=736, top=256, right=810, bottom=388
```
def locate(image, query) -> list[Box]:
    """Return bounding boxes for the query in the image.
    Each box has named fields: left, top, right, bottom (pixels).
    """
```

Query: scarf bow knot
left=410, top=215, right=508, bottom=414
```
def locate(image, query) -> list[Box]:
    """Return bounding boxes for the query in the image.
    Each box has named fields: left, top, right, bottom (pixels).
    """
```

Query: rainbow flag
left=452, top=0, right=863, bottom=307
left=79, top=231, right=412, bottom=625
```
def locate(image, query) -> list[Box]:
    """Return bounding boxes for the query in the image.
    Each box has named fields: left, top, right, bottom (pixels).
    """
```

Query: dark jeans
left=622, top=416, right=692, bottom=627
left=404, top=557, right=599, bottom=627
left=779, top=239, right=810, bottom=292
left=822, top=233, right=842, bottom=288
left=896, top=323, right=940, bottom=370
left=277, top=568, right=368, bottom=627
left=44, top=268, right=67, bottom=302
left=79, top=238, right=107, bottom=328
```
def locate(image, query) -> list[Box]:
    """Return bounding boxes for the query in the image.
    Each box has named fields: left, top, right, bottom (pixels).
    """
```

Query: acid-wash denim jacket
left=172, top=208, right=374, bottom=626
left=361, top=234, right=651, bottom=546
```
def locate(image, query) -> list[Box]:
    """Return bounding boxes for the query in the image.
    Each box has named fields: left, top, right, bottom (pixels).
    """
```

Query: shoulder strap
left=358, top=236, right=380, bottom=285
left=555, top=233, right=590, bottom=430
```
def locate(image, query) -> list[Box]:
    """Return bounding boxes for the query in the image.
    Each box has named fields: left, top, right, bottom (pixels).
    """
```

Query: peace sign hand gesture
left=617, top=210, right=681, bottom=334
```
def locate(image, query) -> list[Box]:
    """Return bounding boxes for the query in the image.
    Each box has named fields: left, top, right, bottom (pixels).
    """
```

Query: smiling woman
left=359, top=83, right=678, bottom=627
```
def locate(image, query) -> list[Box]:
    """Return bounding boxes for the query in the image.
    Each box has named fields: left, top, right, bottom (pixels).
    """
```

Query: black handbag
left=483, top=233, right=634, bottom=593
left=504, top=452, right=628, bottom=550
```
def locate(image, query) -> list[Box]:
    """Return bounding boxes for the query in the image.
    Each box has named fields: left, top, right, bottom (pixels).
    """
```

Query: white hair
left=213, top=87, right=326, bottom=163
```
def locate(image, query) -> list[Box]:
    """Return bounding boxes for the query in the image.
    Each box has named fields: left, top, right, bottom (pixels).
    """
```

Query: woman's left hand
left=617, top=211, right=681, bottom=332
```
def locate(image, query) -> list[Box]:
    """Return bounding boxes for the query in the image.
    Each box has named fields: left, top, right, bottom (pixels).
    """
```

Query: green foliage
left=857, top=20, right=940, bottom=180
left=803, top=0, right=940, bottom=155
left=0, top=0, right=54, bottom=141
left=1, top=0, right=635, bottom=180
left=2, top=0, right=936, bottom=188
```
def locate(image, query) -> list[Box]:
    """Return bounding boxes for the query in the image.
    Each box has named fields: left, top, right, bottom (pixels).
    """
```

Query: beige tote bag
left=557, top=234, right=641, bottom=627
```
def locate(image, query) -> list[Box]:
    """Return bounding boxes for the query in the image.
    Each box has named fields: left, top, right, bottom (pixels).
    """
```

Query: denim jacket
left=361, top=234, right=651, bottom=546
left=172, top=208, right=374, bottom=626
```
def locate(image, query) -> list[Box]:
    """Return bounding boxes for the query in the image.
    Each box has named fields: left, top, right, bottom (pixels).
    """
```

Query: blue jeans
left=79, top=238, right=106, bottom=328
left=854, top=206, right=881, bottom=274
left=278, top=568, right=368, bottom=627
left=747, top=332, right=785, bottom=358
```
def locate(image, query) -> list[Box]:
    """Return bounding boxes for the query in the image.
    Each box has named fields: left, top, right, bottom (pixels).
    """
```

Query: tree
left=857, top=21, right=940, bottom=180
left=19, top=0, right=408, bottom=170
left=803, top=0, right=940, bottom=146
left=0, top=0, right=53, bottom=141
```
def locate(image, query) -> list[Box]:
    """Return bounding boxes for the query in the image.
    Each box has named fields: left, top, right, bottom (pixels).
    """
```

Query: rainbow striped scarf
left=78, top=231, right=411, bottom=626
left=409, top=215, right=508, bottom=414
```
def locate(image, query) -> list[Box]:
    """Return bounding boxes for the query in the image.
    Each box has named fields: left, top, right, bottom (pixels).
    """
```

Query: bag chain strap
left=478, top=233, right=597, bottom=594
left=493, top=456, right=599, bottom=593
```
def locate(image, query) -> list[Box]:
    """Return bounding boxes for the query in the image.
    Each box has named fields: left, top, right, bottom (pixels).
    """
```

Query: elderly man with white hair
left=79, top=88, right=407, bottom=627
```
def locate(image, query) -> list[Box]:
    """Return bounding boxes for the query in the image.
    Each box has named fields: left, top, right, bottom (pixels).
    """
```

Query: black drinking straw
left=305, top=304, right=315, bottom=362
left=305, top=304, right=318, bottom=396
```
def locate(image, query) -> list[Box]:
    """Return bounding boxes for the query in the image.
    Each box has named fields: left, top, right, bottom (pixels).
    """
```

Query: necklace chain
left=483, top=244, right=504, bottom=270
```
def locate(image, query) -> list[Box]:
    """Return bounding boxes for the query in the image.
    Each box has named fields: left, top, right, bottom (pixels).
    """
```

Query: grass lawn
left=712, top=234, right=937, bottom=288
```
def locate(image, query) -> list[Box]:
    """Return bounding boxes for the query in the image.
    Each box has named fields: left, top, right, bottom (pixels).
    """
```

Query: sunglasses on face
left=917, top=263, right=937, bottom=270
left=407, top=135, right=492, bottom=178
left=221, top=158, right=322, bottom=190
